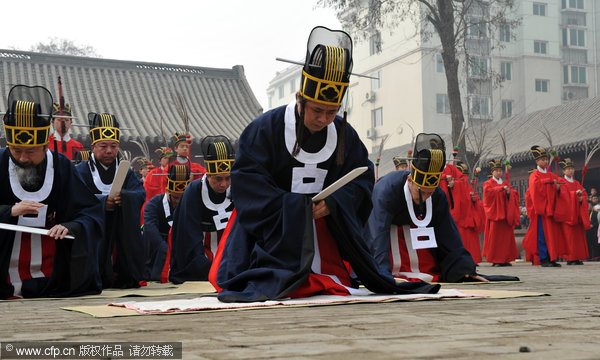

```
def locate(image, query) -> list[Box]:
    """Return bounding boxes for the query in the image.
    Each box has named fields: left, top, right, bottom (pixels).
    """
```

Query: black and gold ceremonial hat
left=167, top=164, right=191, bottom=193
left=455, top=161, right=469, bottom=175
left=155, top=146, right=173, bottom=160
left=393, top=157, right=408, bottom=168
left=88, top=112, right=120, bottom=144
left=530, top=145, right=548, bottom=160
left=201, top=135, right=235, bottom=175
left=170, top=132, right=191, bottom=149
left=74, top=150, right=91, bottom=163
left=559, top=157, right=574, bottom=169
left=489, top=159, right=503, bottom=171
left=137, top=158, right=153, bottom=170
left=3, top=85, right=53, bottom=147
left=299, top=26, right=353, bottom=107
left=410, top=133, right=446, bottom=189
left=52, top=102, right=72, bottom=117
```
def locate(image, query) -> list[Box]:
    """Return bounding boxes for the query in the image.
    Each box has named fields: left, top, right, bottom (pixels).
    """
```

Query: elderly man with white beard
left=0, top=85, right=103, bottom=299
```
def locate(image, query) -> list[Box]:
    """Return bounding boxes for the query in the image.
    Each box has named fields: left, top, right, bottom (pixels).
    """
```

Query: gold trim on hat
left=428, top=149, right=444, bottom=173
left=411, top=166, right=443, bottom=188
left=167, top=178, right=190, bottom=193
left=299, top=69, right=348, bottom=106
left=205, top=159, right=234, bottom=175
left=90, top=126, right=120, bottom=144
left=4, top=124, right=51, bottom=146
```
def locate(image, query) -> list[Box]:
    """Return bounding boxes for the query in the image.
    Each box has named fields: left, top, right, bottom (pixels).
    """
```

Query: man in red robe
left=143, top=147, right=171, bottom=203
left=522, top=146, right=566, bottom=267
left=47, top=103, right=84, bottom=160
left=453, top=161, right=485, bottom=264
left=169, top=133, right=206, bottom=181
left=556, top=158, right=590, bottom=265
left=136, top=158, right=153, bottom=182
left=482, top=159, right=520, bottom=266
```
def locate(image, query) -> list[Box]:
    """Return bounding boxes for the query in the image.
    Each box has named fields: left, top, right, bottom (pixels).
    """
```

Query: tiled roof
left=474, top=96, right=600, bottom=164
left=0, top=49, right=263, bottom=145
left=369, top=97, right=600, bottom=177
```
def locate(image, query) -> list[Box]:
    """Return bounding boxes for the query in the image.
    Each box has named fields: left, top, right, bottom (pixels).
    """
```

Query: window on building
left=470, top=97, right=490, bottom=116
left=436, top=54, right=445, bottom=73
left=470, top=58, right=488, bottom=77
left=278, top=85, right=284, bottom=99
left=468, top=17, right=487, bottom=38
left=534, top=40, right=547, bottom=54
left=533, top=3, right=547, bottom=15
left=436, top=94, right=451, bottom=114
left=370, top=32, right=382, bottom=55
left=572, top=66, right=586, bottom=83
left=501, top=62, right=512, bottom=80
left=268, top=95, right=273, bottom=109
left=569, top=29, right=585, bottom=46
left=499, top=25, right=511, bottom=42
left=289, top=79, right=296, bottom=94
left=501, top=100, right=513, bottom=118
left=566, top=0, right=584, bottom=9
left=371, top=107, right=383, bottom=127
left=371, top=70, right=381, bottom=90
left=535, top=79, right=549, bottom=92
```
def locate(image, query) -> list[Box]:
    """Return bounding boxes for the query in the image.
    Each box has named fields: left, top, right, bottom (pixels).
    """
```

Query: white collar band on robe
left=201, top=174, right=232, bottom=231
left=89, top=153, right=118, bottom=196
left=52, top=131, right=71, bottom=142
left=493, top=176, right=503, bottom=185
left=403, top=180, right=437, bottom=250
left=284, top=100, right=337, bottom=164
left=9, top=149, right=54, bottom=203
left=537, top=165, right=547, bottom=173
left=162, top=194, right=173, bottom=227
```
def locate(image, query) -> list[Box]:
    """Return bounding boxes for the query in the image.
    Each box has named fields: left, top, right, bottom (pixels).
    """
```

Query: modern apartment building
left=267, top=0, right=600, bottom=154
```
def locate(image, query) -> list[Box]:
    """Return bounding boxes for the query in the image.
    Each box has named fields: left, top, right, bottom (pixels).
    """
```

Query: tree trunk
left=436, top=0, right=466, bottom=158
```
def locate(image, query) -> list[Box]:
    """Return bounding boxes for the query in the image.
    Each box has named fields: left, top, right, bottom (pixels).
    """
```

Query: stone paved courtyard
left=1, top=261, right=599, bottom=359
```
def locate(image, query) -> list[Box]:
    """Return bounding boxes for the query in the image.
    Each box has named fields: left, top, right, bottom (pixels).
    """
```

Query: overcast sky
left=0, top=0, right=341, bottom=110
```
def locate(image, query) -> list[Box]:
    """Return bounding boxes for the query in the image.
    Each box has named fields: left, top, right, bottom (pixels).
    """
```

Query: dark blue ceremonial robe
left=367, top=171, right=476, bottom=282
left=170, top=178, right=234, bottom=283
left=0, top=149, right=103, bottom=298
left=212, top=103, right=439, bottom=302
left=77, top=159, right=146, bottom=288
left=143, top=193, right=172, bottom=281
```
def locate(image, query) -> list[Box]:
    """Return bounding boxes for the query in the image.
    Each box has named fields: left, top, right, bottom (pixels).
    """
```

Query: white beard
left=14, top=165, right=41, bottom=189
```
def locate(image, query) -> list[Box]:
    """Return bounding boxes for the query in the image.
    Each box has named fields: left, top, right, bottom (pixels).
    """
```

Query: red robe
left=388, top=225, right=441, bottom=282
left=441, top=166, right=483, bottom=263
left=440, top=164, right=462, bottom=211
left=48, top=134, right=84, bottom=160
left=555, top=177, right=590, bottom=261
left=482, top=177, right=520, bottom=263
left=459, top=184, right=485, bottom=264
left=168, top=158, right=206, bottom=181
left=144, top=166, right=168, bottom=203
left=522, top=168, right=567, bottom=263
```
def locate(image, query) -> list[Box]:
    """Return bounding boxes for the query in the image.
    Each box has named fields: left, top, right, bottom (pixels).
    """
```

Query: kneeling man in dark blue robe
left=0, top=85, right=102, bottom=298
left=209, top=27, right=439, bottom=302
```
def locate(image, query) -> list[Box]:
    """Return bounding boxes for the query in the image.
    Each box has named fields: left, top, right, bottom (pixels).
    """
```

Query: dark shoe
left=541, top=259, right=552, bottom=267
left=500, top=263, right=512, bottom=267
left=567, top=261, right=577, bottom=265
left=574, top=260, right=584, bottom=265
left=550, top=261, right=562, bottom=267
